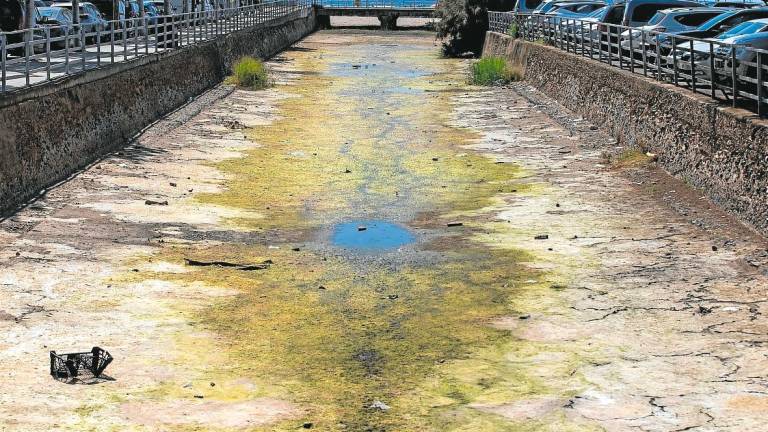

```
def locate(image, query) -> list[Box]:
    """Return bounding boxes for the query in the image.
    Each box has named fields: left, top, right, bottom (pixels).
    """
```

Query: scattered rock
left=194, top=395, right=204, bottom=399
left=318, top=286, right=326, bottom=290
left=145, top=199, right=169, bottom=206
left=646, top=152, right=658, bottom=162
left=534, top=234, right=549, bottom=240
left=712, top=245, right=718, bottom=251
left=369, top=400, right=390, bottom=411
left=169, top=182, right=177, bottom=187
left=302, top=422, right=313, bottom=429
left=519, top=314, right=531, bottom=320
left=292, top=247, right=301, bottom=252
left=698, top=306, right=713, bottom=315
left=432, top=157, right=439, bottom=161
left=387, top=294, right=398, bottom=300
left=447, top=222, right=463, bottom=227
left=344, top=169, right=352, bottom=174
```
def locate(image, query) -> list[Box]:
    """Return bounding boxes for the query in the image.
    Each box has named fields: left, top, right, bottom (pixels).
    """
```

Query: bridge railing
left=0, top=0, right=312, bottom=95
left=315, top=0, right=436, bottom=8
left=489, top=11, right=768, bottom=117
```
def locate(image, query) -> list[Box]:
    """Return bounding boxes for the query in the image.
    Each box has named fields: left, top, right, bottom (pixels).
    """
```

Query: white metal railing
left=316, top=0, right=436, bottom=8
left=0, top=0, right=312, bottom=94
left=489, top=11, right=768, bottom=117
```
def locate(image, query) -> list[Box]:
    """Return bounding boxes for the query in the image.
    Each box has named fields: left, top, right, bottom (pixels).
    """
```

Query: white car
left=664, top=18, right=768, bottom=80
left=619, top=7, right=728, bottom=53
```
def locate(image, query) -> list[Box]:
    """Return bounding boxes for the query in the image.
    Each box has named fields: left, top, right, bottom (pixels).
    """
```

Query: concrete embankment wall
left=483, top=31, right=768, bottom=236
left=0, top=9, right=316, bottom=215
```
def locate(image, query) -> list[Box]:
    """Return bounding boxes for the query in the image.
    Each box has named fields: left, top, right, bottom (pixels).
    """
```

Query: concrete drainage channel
left=0, top=8, right=317, bottom=217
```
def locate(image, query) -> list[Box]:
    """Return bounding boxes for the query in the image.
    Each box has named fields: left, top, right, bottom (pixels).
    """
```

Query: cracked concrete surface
left=1, top=30, right=767, bottom=431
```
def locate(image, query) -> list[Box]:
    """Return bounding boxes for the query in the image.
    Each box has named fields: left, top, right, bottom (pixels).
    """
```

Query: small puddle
left=330, top=220, right=415, bottom=250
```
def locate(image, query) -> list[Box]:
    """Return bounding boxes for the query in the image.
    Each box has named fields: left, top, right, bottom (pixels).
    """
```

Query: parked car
left=50, top=1, right=108, bottom=38
left=37, top=6, right=77, bottom=49
left=545, top=1, right=607, bottom=17
left=619, top=7, right=729, bottom=52
left=0, top=0, right=28, bottom=53
left=143, top=1, right=160, bottom=25
left=622, top=0, right=704, bottom=27
left=515, top=0, right=548, bottom=13
left=664, top=18, right=768, bottom=79
left=670, top=6, right=768, bottom=39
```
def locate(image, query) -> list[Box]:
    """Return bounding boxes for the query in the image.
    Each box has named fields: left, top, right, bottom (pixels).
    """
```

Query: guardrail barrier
left=489, top=11, right=768, bottom=116
left=0, top=0, right=312, bottom=94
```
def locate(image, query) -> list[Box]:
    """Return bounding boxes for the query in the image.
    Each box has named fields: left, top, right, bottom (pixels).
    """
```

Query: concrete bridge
left=314, top=1, right=435, bottom=29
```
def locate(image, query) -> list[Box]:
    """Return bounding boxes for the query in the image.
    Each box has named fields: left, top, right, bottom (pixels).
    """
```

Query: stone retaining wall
left=483, top=31, right=768, bottom=236
left=0, top=9, right=316, bottom=215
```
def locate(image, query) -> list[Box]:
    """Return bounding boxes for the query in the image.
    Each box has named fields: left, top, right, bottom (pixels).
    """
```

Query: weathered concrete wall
left=483, top=31, right=768, bottom=236
left=0, top=9, right=316, bottom=215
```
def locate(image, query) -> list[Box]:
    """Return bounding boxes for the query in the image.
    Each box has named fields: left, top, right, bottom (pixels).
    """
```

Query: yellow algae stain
left=113, top=34, right=598, bottom=432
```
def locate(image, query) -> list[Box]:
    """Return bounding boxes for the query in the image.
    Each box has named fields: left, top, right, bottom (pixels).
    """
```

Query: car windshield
left=698, top=11, right=733, bottom=30
left=39, top=8, right=57, bottom=17
left=586, top=5, right=607, bottom=17
left=717, top=20, right=767, bottom=38
left=647, top=11, right=666, bottom=25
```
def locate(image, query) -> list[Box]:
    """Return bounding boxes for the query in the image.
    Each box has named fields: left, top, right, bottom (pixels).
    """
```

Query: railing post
left=732, top=46, right=738, bottom=107
left=672, top=35, right=678, bottom=85
left=24, top=28, right=31, bottom=86
left=758, top=51, right=763, bottom=117
left=709, top=42, right=715, bottom=99
left=46, top=27, right=52, bottom=80
left=1, top=34, right=6, bottom=94
left=81, top=24, right=87, bottom=71
left=690, top=39, right=695, bottom=93
left=641, top=31, right=647, bottom=77
left=628, top=28, right=634, bottom=73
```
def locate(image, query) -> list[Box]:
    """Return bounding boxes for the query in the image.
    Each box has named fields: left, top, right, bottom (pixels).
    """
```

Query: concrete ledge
left=0, top=9, right=317, bottom=216
left=483, top=31, right=768, bottom=236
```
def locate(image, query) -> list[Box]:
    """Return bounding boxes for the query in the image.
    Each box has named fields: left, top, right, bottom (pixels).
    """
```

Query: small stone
left=169, top=182, right=177, bottom=187
left=194, top=395, right=204, bottom=399
left=447, top=222, right=463, bottom=227
left=519, top=314, right=531, bottom=320
left=555, top=203, right=560, bottom=207
left=292, top=247, right=301, bottom=252
left=210, top=382, right=215, bottom=387
left=369, top=400, right=390, bottom=411
left=318, top=286, right=326, bottom=290
left=534, top=234, right=549, bottom=240
left=344, top=169, right=352, bottom=173
left=432, top=157, right=439, bottom=161
left=387, top=294, right=398, bottom=300
left=302, top=422, right=313, bottom=429
left=712, top=245, right=718, bottom=251
left=145, top=199, right=169, bottom=206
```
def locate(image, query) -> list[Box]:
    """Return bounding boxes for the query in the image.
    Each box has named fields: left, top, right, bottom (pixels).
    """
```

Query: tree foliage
left=435, top=0, right=515, bottom=56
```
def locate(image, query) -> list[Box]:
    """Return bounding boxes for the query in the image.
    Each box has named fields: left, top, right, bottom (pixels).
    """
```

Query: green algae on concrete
left=125, top=32, right=591, bottom=431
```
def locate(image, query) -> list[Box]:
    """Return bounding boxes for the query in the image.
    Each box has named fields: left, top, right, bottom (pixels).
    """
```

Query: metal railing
left=0, top=0, right=312, bottom=94
left=489, top=11, right=768, bottom=116
left=315, top=0, right=436, bottom=8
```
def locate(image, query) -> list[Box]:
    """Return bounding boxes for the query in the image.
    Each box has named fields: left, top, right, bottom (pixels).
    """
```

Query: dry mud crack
left=1, top=30, right=768, bottom=431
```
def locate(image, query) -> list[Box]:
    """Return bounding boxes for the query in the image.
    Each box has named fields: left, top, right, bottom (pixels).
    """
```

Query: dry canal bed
left=1, top=30, right=768, bottom=431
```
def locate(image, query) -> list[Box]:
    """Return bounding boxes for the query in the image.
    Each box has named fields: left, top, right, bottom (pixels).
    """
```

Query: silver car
left=619, top=7, right=729, bottom=52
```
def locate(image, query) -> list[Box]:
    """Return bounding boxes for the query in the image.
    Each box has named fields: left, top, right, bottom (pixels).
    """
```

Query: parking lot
left=491, top=0, right=768, bottom=115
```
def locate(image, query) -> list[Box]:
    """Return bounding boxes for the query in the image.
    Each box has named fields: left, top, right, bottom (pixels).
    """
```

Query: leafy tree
left=435, top=0, right=516, bottom=56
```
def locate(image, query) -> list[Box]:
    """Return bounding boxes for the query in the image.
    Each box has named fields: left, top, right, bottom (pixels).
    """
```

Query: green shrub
left=507, top=22, right=518, bottom=38
left=471, top=57, right=522, bottom=85
left=435, top=0, right=515, bottom=57
left=230, top=56, right=270, bottom=90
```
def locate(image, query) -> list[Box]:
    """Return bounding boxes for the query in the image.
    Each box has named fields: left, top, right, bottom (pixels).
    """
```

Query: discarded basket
left=50, top=347, right=113, bottom=381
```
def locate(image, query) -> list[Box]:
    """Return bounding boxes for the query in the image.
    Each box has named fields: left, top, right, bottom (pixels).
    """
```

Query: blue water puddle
left=331, top=220, right=415, bottom=250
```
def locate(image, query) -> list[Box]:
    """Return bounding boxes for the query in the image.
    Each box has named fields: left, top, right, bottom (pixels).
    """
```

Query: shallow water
left=330, top=220, right=415, bottom=250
